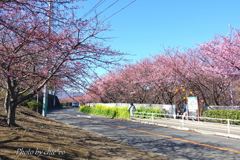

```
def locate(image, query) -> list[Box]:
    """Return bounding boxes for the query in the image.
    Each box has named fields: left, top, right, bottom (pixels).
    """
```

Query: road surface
left=47, top=108, right=240, bottom=160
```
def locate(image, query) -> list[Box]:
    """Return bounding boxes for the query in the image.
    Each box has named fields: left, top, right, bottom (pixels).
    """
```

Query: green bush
left=79, top=105, right=164, bottom=119
left=27, top=100, right=42, bottom=111
left=61, top=102, right=73, bottom=107
left=20, top=99, right=30, bottom=107
left=80, top=105, right=92, bottom=113
left=203, top=110, right=240, bottom=125
left=79, top=105, right=130, bottom=119
left=134, top=106, right=164, bottom=119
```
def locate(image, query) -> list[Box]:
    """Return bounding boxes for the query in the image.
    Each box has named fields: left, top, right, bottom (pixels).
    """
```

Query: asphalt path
left=47, top=108, right=240, bottom=160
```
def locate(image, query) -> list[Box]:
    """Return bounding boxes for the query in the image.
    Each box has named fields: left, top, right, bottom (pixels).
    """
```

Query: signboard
left=187, top=97, right=198, bottom=112
left=162, top=105, right=171, bottom=111
left=162, top=105, right=176, bottom=117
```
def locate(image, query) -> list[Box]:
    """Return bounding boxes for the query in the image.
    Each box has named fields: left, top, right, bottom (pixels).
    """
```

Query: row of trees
left=81, top=28, right=240, bottom=108
left=0, top=0, right=125, bottom=126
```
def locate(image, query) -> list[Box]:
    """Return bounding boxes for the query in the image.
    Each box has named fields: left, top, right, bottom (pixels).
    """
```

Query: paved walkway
left=131, top=117, right=240, bottom=139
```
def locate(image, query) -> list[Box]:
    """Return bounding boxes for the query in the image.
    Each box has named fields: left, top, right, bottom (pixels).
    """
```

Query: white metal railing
left=133, top=112, right=240, bottom=134
left=132, top=112, right=176, bottom=124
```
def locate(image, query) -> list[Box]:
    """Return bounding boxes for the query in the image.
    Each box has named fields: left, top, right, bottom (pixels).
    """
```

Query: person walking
left=183, top=104, right=187, bottom=119
left=128, top=103, right=136, bottom=118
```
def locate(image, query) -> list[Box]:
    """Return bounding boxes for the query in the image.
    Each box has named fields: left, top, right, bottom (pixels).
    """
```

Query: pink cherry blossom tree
left=156, top=46, right=234, bottom=106
left=81, top=28, right=240, bottom=107
left=0, top=0, right=125, bottom=126
left=198, top=28, right=240, bottom=77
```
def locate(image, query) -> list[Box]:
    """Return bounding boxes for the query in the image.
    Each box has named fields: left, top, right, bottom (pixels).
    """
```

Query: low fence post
left=152, top=113, right=154, bottom=123
left=182, top=115, right=184, bottom=128
left=228, top=119, right=230, bottom=134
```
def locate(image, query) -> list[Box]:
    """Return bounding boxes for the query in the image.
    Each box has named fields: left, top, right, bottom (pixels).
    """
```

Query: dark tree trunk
left=7, top=102, right=17, bottom=126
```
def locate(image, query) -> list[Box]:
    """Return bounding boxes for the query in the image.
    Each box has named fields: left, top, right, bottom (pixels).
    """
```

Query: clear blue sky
left=60, top=0, right=240, bottom=97
left=78, top=0, right=240, bottom=73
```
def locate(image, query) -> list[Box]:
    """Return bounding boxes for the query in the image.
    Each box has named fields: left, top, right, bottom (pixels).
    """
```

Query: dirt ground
left=0, top=105, right=172, bottom=160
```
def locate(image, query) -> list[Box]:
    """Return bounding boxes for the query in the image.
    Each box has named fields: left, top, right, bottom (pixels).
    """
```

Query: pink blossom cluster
left=82, top=28, right=240, bottom=106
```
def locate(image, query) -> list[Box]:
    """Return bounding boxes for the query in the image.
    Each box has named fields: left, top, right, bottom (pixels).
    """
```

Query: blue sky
left=59, top=0, right=240, bottom=97
left=78, top=0, right=240, bottom=73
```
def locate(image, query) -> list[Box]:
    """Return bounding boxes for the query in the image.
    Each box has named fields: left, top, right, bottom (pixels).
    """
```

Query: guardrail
left=133, top=112, right=240, bottom=134
left=133, top=112, right=175, bottom=120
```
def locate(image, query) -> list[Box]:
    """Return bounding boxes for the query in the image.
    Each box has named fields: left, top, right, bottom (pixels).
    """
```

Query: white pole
left=42, top=0, right=52, bottom=117
left=42, top=85, right=48, bottom=117
left=173, top=105, right=176, bottom=119
left=228, top=119, right=230, bottom=134
left=152, top=113, right=153, bottom=123
left=182, top=115, right=184, bottom=128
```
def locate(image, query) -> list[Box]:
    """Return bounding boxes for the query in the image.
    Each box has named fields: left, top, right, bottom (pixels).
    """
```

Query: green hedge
left=79, top=105, right=164, bottom=119
left=27, top=100, right=42, bottom=111
left=60, top=102, right=72, bottom=107
left=79, top=104, right=131, bottom=119
left=134, top=106, right=164, bottom=119
left=203, top=110, right=240, bottom=125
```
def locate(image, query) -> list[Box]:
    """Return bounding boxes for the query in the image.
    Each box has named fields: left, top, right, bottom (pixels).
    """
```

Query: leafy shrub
left=27, top=100, right=42, bottom=111
left=79, top=105, right=91, bottom=113
left=19, top=92, right=31, bottom=107
left=134, top=106, right=164, bottom=119
left=61, top=102, right=73, bottom=107
left=79, top=105, right=164, bottom=119
left=20, top=99, right=30, bottom=107
left=203, top=110, right=240, bottom=125
left=79, top=105, right=130, bottom=119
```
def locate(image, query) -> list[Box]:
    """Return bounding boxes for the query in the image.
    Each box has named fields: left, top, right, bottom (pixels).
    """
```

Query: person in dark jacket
left=128, top=103, right=136, bottom=118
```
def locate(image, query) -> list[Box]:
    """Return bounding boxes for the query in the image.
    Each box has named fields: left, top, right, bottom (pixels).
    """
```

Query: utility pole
left=42, top=85, right=48, bottom=117
left=42, top=0, right=52, bottom=117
